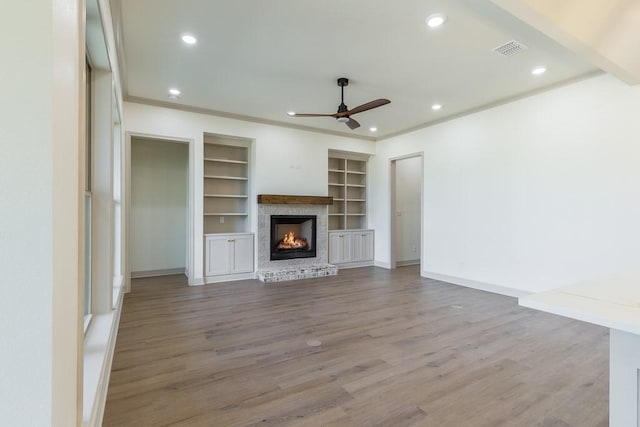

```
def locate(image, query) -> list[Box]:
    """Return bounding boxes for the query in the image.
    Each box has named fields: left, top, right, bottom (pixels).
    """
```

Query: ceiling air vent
left=492, top=40, right=528, bottom=57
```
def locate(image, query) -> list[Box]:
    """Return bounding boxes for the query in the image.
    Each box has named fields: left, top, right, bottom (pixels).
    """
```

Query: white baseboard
left=130, top=268, right=185, bottom=278
left=189, top=277, right=205, bottom=286
left=374, top=260, right=391, bottom=269
left=421, top=270, right=531, bottom=298
left=397, top=259, right=420, bottom=267
left=83, top=288, right=124, bottom=426
left=203, top=271, right=256, bottom=284
left=335, top=260, right=374, bottom=269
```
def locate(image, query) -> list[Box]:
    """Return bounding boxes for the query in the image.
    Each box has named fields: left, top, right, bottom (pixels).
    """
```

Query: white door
left=205, top=236, right=230, bottom=276
left=231, top=234, right=254, bottom=273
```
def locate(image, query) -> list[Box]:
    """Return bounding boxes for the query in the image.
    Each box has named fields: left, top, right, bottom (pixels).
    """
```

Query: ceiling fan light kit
left=289, top=77, right=390, bottom=130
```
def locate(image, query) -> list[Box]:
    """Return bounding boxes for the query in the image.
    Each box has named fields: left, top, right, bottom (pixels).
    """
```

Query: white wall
left=371, top=74, right=640, bottom=293
left=123, top=102, right=376, bottom=282
left=0, top=1, right=83, bottom=425
left=131, top=138, right=188, bottom=273
left=395, top=156, right=422, bottom=263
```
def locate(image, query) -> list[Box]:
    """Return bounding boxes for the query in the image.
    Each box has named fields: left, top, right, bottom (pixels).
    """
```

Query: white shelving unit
left=327, top=151, right=374, bottom=267
left=203, top=139, right=250, bottom=234
left=328, top=155, right=368, bottom=231
left=203, top=135, right=254, bottom=282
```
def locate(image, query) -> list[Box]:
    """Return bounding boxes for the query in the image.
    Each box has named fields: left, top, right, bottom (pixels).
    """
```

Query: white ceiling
left=117, top=0, right=598, bottom=139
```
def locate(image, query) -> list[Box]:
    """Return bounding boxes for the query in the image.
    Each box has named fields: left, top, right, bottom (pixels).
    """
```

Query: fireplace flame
left=277, top=231, right=309, bottom=250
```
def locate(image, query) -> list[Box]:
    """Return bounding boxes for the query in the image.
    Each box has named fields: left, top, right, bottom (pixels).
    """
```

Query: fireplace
left=270, top=215, right=317, bottom=261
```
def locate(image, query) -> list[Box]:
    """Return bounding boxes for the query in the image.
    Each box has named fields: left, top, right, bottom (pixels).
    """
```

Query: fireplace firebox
left=270, top=215, right=317, bottom=261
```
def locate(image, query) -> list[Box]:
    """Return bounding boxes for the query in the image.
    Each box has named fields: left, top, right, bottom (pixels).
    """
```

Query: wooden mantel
left=257, top=194, right=333, bottom=205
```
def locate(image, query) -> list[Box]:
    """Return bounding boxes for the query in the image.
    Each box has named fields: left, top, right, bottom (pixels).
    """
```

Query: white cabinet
left=352, top=230, right=374, bottom=262
left=231, top=234, right=254, bottom=273
left=205, top=236, right=231, bottom=276
left=329, top=230, right=374, bottom=266
left=329, top=232, right=353, bottom=264
left=205, top=233, right=254, bottom=277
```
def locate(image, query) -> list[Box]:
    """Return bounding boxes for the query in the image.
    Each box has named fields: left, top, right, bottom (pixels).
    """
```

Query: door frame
left=124, top=131, right=195, bottom=292
left=389, top=152, right=424, bottom=270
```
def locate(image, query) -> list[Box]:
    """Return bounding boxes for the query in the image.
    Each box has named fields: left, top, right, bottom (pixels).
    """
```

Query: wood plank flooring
left=104, top=266, right=609, bottom=426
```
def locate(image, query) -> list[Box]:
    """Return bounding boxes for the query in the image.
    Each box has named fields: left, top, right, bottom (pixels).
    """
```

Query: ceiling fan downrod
left=337, top=77, right=349, bottom=119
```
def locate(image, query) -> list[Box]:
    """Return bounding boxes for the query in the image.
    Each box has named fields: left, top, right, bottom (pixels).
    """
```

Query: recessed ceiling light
left=287, top=111, right=296, bottom=116
left=369, top=127, right=378, bottom=132
left=532, top=66, right=547, bottom=75
left=169, top=88, right=181, bottom=96
left=181, top=34, right=197, bottom=45
left=432, top=104, right=442, bottom=111
left=426, top=14, right=446, bottom=28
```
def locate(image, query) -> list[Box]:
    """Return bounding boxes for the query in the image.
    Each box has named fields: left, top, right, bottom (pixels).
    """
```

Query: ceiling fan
left=289, top=78, right=390, bottom=130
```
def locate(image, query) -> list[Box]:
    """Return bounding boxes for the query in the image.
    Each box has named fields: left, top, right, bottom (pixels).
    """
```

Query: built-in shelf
left=328, top=153, right=369, bottom=231
left=203, top=137, right=250, bottom=234
left=204, top=158, right=248, bottom=164
left=204, top=175, right=248, bottom=181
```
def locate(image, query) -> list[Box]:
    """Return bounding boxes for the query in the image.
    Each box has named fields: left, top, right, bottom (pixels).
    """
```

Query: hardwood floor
left=104, top=266, right=609, bottom=426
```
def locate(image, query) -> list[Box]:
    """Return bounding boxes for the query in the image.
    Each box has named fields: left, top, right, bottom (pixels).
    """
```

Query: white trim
left=130, top=268, right=186, bottom=279
left=82, top=289, right=124, bottom=426
left=389, top=152, right=424, bottom=270
left=333, top=260, right=374, bottom=269
left=374, top=260, right=392, bottom=269
left=328, top=149, right=372, bottom=161
left=422, top=270, right=531, bottom=298
left=189, top=277, right=205, bottom=286
left=125, top=131, right=195, bottom=293
left=204, top=272, right=256, bottom=284
left=83, top=314, right=93, bottom=335
left=112, top=275, right=123, bottom=309
left=396, top=259, right=420, bottom=267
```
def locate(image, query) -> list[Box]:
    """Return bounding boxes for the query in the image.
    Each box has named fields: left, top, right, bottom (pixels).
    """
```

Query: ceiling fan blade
left=290, top=113, right=337, bottom=118
left=342, top=99, right=391, bottom=116
left=346, top=117, right=360, bottom=130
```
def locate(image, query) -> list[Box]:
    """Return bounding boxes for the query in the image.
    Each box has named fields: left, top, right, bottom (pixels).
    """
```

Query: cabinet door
left=353, top=231, right=374, bottom=262
left=328, top=233, right=342, bottom=264
left=205, top=236, right=231, bottom=276
left=329, top=232, right=352, bottom=264
left=231, top=234, right=254, bottom=273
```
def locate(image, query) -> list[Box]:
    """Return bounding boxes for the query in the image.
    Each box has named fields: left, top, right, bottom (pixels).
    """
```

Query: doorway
left=390, top=153, right=424, bottom=270
left=129, top=136, right=190, bottom=281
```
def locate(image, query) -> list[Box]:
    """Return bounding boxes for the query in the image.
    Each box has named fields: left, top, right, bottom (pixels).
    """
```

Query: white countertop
left=519, top=270, right=640, bottom=335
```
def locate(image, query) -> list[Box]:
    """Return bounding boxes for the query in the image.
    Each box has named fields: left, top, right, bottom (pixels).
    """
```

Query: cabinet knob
left=228, top=239, right=235, bottom=242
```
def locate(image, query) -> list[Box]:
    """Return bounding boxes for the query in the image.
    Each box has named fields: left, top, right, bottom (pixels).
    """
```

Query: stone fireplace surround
left=257, top=195, right=338, bottom=282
